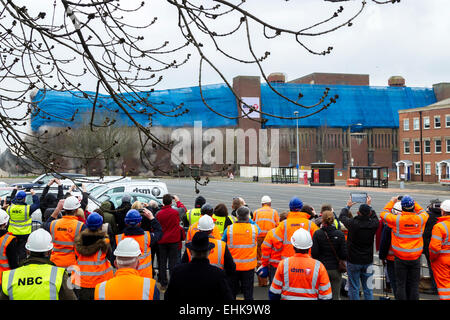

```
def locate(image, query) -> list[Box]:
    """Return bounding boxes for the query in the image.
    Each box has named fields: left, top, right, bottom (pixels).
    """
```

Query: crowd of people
left=0, top=177, right=449, bottom=301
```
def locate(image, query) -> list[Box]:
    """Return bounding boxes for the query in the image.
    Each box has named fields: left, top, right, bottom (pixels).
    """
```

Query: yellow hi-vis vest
left=1, top=264, right=65, bottom=300
left=212, top=214, right=227, bottom=235
left=7, top=204, right=32, bottom=235
left=187, top=208, right=202, bottom=226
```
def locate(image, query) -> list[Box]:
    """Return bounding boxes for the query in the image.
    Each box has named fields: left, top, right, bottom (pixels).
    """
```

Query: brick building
left=397, top=89, right=450, bottom=182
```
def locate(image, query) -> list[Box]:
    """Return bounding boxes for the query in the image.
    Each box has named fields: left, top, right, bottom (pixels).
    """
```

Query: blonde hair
left=131, top=201, right=143, bottom=210
left=321, top=210, right=335, bottom=226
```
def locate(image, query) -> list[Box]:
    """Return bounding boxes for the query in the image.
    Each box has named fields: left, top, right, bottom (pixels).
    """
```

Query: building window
left=423, top=117, right=430, bottom=129
left=435, top=139, right=442, bottom=153
left=414, top=140, right=420, bottom=154
left=403, top=119, right=409, bottom=131
left=434, top=115, right=441, bottom=128
left=414, top=163, right=421, bottom=175
left=403, top=141, right=410, bottom=154
left=446, top=115, right=450, bottom=128
left=424, top=140, right=431, bottom=153
left=413, top=118, right=420, bottom=130
left=424, top=163, right=431, bottom=175
left=447, top=139, right=450, bottom=153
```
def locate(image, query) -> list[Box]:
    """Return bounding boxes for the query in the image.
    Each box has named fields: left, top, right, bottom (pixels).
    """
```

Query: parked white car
left=86, top=178, right=168, bottom=212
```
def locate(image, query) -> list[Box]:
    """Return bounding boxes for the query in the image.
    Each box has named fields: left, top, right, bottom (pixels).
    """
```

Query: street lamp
left=348, top=122, right=362, bottom=170
left=294, top=111, right=299, bottom=183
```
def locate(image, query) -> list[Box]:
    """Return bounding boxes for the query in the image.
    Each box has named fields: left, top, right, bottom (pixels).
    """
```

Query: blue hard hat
left=401, top=195, right=415, bottom=209
left=15, top=190, right=26, bottom=200
left=125, top=209, right=142, bottom=226
left=86, top=212, right=103, bottom=231
left=289, top=197, right=303, bottom=211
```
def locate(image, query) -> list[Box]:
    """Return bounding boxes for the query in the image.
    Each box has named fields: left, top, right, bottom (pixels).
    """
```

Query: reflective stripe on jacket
left=380, top=202, right=428, bottom=261
left=187, top=237, right=226, bottom=269
left=261, top=228, right=282, bottom=268
left=269, top=253, right=332, bottom=300
left=94, top=268, right=156, bottom=300
left=226, top=222, right=258, bottom=271
left=254, top=206, right=279, bottom=237
left=187, top=208, right=202, bottom=226
left=116, top=232, right=152, bottom=278
left=72, top=240, right=114, bottom=289
left=7, top=204, right=31, bottom=235
left=273, top=212, right=319, bottom=260
left=0, top=233, right=15, bottom=284
left=49, top=216, right=84, bottom=268
left=429, top=216, right=450, bottom=300
left=186, top=220, right=221, bottom=243
left=1, top=264, right=65, bottom=300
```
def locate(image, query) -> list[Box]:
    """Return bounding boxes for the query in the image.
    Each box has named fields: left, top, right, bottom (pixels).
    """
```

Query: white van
left=89, top=179, right=168, bottom=200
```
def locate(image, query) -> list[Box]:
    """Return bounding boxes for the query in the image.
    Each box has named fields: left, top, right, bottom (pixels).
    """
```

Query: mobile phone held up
left=351, top=192, right=367, bottom=204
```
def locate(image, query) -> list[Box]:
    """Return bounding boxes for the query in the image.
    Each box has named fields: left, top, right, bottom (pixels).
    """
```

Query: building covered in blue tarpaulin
left=30, top=72, right=443, bottom=172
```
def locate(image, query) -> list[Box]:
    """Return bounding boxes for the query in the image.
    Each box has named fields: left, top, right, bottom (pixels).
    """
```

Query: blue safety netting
left=260, top=83, right=436, bottom=129
left=31, top=82, right=437, bottom=131
left=30, top=84, right=238, bottom=131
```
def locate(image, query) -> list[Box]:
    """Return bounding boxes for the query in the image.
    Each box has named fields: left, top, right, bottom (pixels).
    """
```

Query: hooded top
left=74, top=228, right=113, bottom=263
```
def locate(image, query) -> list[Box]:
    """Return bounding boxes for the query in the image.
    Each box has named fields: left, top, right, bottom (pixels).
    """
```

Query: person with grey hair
left=222, top=206, right=260, bottom=300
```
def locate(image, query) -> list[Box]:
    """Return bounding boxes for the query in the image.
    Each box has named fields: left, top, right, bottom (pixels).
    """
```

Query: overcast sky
left=20, top=0, right=450, bottom=90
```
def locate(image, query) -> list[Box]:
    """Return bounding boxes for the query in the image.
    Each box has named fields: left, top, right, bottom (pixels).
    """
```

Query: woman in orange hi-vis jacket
left=380, top=195, right=428, bottom=300
left=429, top=199, right=450, bottom=300
left=269, top=228, right=331, bottom=300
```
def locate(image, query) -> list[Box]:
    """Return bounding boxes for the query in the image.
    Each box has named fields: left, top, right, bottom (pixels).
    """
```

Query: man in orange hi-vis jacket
left=254, top=195, right=279, bottom=287
left=380, top=195, right=428, bottom=300
left=429, top=199, right=450, bottom=300
left=272, top=197, right=319, bottom=261
left=269, top=228, right=331, bottom=300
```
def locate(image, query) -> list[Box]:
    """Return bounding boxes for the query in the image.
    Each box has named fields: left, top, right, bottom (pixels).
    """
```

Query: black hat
left=358, top=204, right=372, bottom=216
left=195, top=196, right=206, bottom=208
left=185, top=232, right=215, bottom=252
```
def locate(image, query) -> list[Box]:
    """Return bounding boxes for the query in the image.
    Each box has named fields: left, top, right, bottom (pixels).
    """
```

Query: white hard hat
left=0, top=209, right=9, bottom=225
left=198, top=215, right=215, bottom=231
left=261, top=196, right=271, bottom=204
left=63, top=196, right=81, bottom=210
left=291, top=228, right=313, bottom=250
left=25, top=228, right=53, bottom=252
left=392, top=202, right=402, bottom=215
left=441, top=200, right=450, bottom=212
left=114, top=238, right=141, bottom=258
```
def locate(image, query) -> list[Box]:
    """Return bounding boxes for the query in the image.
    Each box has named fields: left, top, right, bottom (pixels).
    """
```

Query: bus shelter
left=348, top=166, right=389, bottom=188
left=271, top=167, right=297, bottom=184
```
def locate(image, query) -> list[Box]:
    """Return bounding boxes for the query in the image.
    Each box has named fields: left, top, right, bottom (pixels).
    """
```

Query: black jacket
left=114, top=202, right=132, bottom=234
left=423, top=209, right=441, bottom=256
left=39, top=185, right=63, bottom=221
left=311, top=225, right=347, bottom=271
left=164, top=258, right=234, bottom=301
left=339, top=207, right=379, bottom=265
